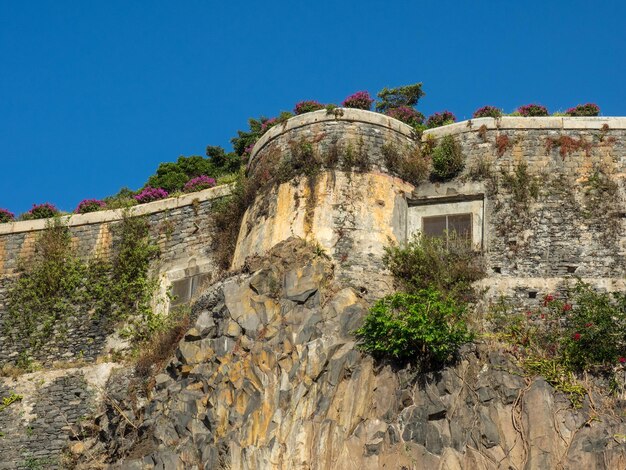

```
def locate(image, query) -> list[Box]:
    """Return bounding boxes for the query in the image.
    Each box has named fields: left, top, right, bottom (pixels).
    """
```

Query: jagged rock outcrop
left=75, top=239, right=626, bottom=469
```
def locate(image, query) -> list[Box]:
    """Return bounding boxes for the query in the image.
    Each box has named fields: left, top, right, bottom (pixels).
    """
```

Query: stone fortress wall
left=1, top=109, right=625, bottom=365
left=0, top=109, right=625, bottom=469
left=0, top=185, right=230, bottom=365
left=238, top=109, right=626, bottom=302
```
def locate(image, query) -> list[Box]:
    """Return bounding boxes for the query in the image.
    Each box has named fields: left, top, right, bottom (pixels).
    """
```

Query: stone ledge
left=249, top=108, right=418, bottom=164
left=0, top=184, right=233, bottom=235
left=249, top=110, right=626, bottom=165
left=424, top=116, right=626, bottom=139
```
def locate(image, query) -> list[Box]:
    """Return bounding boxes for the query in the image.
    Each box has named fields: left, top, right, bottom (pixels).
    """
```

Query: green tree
left=376, top=83, right=425, bottom=113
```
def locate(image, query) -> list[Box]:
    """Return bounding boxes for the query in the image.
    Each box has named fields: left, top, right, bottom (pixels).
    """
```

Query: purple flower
left=517, top=104, right=549, bottom=117
left=75, top=199, right=106, bottom=214
left=134, top=187, right=169, bottom=204
left=21, top=203, right=60, bottom=220
left=294, top=100, right=324, bottom=115
left=472, top=106, right=502, bottom=119
left=183, top=175, right=217, bottom=193
left=260, top=118, right=278, bottom=133
left=426, top=111, right=457, bottom=128
left=342, top=91, right=374, bottom=110
left=244, top=144, right=255, bottom=156
left=0, top=208, right=15, bottom=223
left=385, top=106, right=425, bottom=127
left=566, top=103, right=600, bottom=117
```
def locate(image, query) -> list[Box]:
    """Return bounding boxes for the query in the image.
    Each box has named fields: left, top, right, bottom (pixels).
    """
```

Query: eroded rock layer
left=75, top=239, right=626, bottom=469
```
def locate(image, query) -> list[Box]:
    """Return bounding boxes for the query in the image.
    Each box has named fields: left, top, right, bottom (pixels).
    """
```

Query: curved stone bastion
left=235, top=109, right=626, bottom=301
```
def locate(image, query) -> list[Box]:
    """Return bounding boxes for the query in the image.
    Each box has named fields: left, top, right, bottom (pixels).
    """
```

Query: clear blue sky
left=2, top=0, right=625, bottom=215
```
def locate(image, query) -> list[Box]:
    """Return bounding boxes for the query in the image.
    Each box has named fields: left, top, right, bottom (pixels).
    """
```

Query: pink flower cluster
left=426, top=111, right=457, bottom=128
left=260, top=118, right=278, bottom=133
left=75, top=199, right=106, bottom=214
left=342, top=91, right=374, bottom=110
left=183, top=175, right=216, bottom=193
left=134, top=187, right=169, bottom=204
left=566, top=103, right=600, bottom=117
left=24, top=203, right=59, bottom=220
left=294, top=100, right=324, bottom=115
left=0, top=208, right=15, bottom=223
left=472, top=105, right=502, bottom=119
left=517, top=103, right=549, bottom=117
left=385, top=106, right=425, bottom=127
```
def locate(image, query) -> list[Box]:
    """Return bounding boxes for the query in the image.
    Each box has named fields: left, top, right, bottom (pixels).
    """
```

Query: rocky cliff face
left=72, top=239, right=626, bottom=469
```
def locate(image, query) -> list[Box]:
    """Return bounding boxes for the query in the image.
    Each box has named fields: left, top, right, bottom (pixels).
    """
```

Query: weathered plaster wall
left=0, top=185, right=230, bottom=366
left=238, top=110, right=626, bottom=304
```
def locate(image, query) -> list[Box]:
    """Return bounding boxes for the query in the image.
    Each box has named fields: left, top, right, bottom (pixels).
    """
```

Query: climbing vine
left=5, top=213, right=161, bottom=353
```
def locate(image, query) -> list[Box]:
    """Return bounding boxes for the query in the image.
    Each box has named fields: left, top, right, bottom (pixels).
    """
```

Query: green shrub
left=493, top=282, right=626, bottom=372
left=431, top=135, right=464, bottom=180
left=147, top=156, right=211, bottom=192
left=381, top=144, right=429, bottom=185
left=355, top=289, right=472, bottom=365
left=560, top=283, right=626, bottom=370
left=384, top=233, right=484, bottom=302
left=103, top=187, right=138, bottom=209
left=110, top=213, right=161, bottom=339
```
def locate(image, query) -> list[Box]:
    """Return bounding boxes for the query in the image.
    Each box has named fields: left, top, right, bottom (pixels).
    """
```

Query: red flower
left=540, top=314, right=546, bottom=319
left=526, top=311, right=532, bottom=317
left=619, top=357, right=626, bottom=364
left=543, top=294, right=554, bottom=306
left=585, top=322, right=593, bottom=328
left=562, top=303, right=572, bottom=312
left=572, top=333, right=581, bottom=341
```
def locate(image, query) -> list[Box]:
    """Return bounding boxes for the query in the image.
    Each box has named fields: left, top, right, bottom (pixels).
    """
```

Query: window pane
left=423, top=215, right=447, bottom=238
left=448, top=214, right=472, bottom=241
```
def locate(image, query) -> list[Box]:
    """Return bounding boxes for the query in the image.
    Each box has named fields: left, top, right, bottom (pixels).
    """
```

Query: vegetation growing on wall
left=500, top=162, right=540, bottom=209
left=0, top=208, right=14, bottom=223
left=5, top=213, right=162, bottom=356
left=355, top=289, right=473, bottom=366
left=431, top=135, right=464, bottom=180
left=20, top=203, right=60, bottom=221
left=489, top=281, right=626, bottom=405
left=356, top=233, right=484, bottom=368
left=473, top=106, right=503, bottom=119
left=381, top=143, right=429, bottom=186
left=516, top=104, right=549, bottom=116
left=425, top=111, right=456, bottom=128
left=545, top=135, right=592, bottom=159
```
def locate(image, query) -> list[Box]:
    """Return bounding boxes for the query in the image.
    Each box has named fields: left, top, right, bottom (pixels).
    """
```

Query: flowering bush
left=75, top=199, right=106, bottom=214
left=517, top=103, right=549, bottom=117
left=342, top=91, right=374, bottom=110
left=385, top=106, right=425, bottom=127
left=21, top=203, right=59, bottom=220
left=496, top=281, right=626, bottom=371
left=0, top=208, right=15, bottom=223
left=472, top=106, right=502, bottom=119
left=183, top=175, right=216, bottom=192
left=134, top=187, right=169, bottom=204
left=426, top=111, right=457, bottom=129
left=566, top=103, right=600, bottom=117
left=260, top=117, right=277, bottom=133
left=294, top=100, right=324, bottom=115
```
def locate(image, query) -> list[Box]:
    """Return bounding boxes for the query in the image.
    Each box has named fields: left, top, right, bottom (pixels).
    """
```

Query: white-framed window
left=407, top=197, right=484, bottom=248
left=423, top=213, right=473, bottom=242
